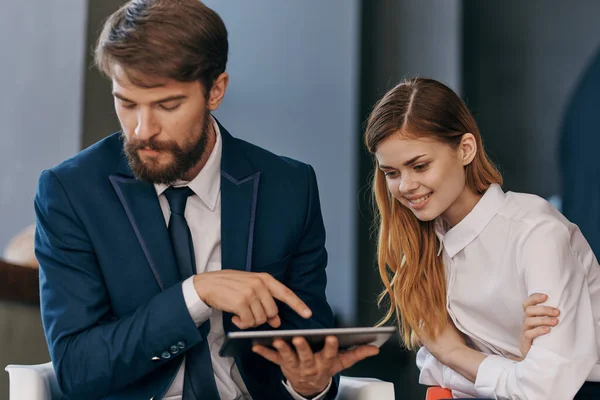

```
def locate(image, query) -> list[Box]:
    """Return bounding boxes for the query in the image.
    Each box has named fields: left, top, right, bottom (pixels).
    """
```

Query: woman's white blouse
left=416, top=184, right=600, bottom=399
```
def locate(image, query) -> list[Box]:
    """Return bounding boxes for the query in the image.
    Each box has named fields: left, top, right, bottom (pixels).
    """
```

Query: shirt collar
left=154, top=117, right=222, bottom=211
left=435, top=184, right=505, bottom=258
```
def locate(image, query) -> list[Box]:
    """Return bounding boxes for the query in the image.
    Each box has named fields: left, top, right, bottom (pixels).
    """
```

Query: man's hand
left=193, top=270, right=312, bottom=329
left=252, top=336, right=379, bottom=398
left=518, top=293, right=559, bottom=359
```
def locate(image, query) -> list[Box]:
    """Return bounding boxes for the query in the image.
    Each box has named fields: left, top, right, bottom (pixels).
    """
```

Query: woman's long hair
left=365, top=78, right=502, bottom=349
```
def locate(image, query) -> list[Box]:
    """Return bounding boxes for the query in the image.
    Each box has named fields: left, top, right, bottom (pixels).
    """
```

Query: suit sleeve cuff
left=474, top=353, right=515, bottom=397
left=282, top=378, right=332, bottom=400
left=182, top=276, right=212, bottom=327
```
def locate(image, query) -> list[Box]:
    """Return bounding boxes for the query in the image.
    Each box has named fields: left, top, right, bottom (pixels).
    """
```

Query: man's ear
left=207, top=72, right=229, bottom=111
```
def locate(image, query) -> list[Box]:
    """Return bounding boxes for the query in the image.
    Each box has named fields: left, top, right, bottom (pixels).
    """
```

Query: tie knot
left=165, top=186, right=194, bottom=215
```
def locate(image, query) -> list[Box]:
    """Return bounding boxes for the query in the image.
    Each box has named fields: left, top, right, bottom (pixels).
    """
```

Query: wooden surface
left=0, top=259, right=39, bottom=305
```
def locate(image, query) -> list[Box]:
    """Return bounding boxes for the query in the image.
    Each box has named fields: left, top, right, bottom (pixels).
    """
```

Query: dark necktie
left=165, top=187, right=220, bottom=400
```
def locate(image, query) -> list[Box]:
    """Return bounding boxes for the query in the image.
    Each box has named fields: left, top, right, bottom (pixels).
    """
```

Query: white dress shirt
left=417, top=184, right=600, bottom=399
left=157, top=118, right=330, bottom=400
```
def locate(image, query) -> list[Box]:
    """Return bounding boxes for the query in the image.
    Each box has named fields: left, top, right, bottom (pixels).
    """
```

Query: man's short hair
left=95, top=0, right=228, bottom=91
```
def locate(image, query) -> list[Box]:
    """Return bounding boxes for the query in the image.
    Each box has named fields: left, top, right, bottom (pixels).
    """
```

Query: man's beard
left=122, top=111, right=211, bottom=185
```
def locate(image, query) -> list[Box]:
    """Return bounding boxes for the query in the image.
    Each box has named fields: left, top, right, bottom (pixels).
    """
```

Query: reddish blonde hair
left=365, top=78, right=502, bottom=349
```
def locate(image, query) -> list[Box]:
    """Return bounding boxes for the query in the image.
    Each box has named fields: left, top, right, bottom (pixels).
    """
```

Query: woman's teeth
left=409, top=193, right=431, bottom=204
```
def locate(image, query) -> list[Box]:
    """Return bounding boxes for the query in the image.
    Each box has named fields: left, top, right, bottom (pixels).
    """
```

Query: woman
left=365, top=78, right=600, bottom=399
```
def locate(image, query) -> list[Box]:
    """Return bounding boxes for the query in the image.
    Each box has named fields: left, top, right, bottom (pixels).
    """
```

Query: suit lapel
left=221, top=172, right=259, bottom=272
left=219, top=124, right=260, bottom=333
left=109, top=158, right=179, bottom=291
left=219, top=124, right=259, bottom=274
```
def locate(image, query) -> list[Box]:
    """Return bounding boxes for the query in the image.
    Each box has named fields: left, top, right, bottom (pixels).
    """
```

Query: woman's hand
left=516, top=293, right=559, bottom=360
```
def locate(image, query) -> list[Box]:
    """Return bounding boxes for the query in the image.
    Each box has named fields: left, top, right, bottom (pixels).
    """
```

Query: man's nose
left=134, top=109, right=158, bottom=140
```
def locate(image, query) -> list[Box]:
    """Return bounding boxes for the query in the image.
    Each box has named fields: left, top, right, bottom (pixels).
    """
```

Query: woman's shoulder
left=502, top=192, right=598, bottom=278
left=499, top=191, right=573, bottom=237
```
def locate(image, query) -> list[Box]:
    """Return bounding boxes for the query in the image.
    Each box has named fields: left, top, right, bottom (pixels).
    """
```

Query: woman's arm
left=417, top=345, right=482, bottom=398
left=420, top=293, right=560, bottom=379
left=424, top=220, right=597, bottom=399
left=420, top=321, right=485, bottom=383
left=475, top=221, right=597, bottom=399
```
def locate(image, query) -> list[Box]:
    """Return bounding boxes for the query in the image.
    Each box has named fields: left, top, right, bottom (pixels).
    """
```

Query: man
left=34, top=1, right=377, bottom=399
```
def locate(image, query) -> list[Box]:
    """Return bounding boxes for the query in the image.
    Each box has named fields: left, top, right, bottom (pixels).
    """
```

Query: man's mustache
left=126, top=137, right=179, bottom=152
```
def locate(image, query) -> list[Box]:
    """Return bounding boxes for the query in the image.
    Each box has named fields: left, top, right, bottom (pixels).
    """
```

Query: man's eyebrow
left=112, top=92, right=133, bottom=102
left=112, top=92, right=188, bottom=104
left=151, top=95, right=188, bottom=104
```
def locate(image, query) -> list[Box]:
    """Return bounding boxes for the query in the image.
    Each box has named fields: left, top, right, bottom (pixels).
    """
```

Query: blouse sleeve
left=474, top=219, right=598, bottom=399
left=417, top=346, right=479, bottom=398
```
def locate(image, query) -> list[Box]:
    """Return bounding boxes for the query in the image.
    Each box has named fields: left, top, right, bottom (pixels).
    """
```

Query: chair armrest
left=5, top=362, right=61, bottom=400
left=338, top=376, right=395, bottom=400
left=6, top=366, right=396, bottom=400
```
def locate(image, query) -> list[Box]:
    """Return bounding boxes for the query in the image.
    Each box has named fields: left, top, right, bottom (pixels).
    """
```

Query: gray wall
left=202, top=0, right=361, bottom=325
left=0, top=1, right=87, bottom=396
left=0, top=2, right=88, bottom=251
left=463, top=0, right=600, bottom=197
left=81, top=0, right=125, bottom=149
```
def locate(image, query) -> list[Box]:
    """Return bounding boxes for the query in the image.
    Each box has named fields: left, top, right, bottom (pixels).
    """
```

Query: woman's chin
left=413, top=213, right=436, bottom=222
left=410, top=207, right=440, bottom=222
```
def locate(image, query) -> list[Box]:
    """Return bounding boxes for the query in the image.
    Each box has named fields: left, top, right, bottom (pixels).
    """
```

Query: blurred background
left=2, top=0, right=600, bottom=398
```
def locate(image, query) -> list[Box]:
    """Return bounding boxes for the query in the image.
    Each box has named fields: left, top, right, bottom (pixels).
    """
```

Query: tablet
left=219, top=326, right=396, bottom=358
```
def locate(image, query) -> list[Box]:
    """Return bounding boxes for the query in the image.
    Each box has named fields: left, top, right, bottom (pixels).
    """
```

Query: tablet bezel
left=219, top=326, right=397, bottom=358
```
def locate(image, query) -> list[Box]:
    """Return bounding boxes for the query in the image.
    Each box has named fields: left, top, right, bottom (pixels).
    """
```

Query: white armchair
left=338, top=376, right=395, bottom=399
left=5, top=362, right=395, bottom=400
left=5, top=363, right=61, bottom=400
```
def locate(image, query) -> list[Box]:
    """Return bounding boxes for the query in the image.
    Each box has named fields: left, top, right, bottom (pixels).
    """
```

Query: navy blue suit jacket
left=34, top=122, right=338, bottom=399
left=560, top=47, right=600, bottom=257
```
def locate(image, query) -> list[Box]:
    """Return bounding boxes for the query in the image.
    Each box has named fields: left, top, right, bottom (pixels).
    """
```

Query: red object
left=426, top=386, right=453, bottom=400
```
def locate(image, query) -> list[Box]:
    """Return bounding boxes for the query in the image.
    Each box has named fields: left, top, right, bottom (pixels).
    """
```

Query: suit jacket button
left=169, top=345, right=179, bottom=354
left=177, top=341, right=186, bottom=349
left=161, top=351, right=171, bottom=360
